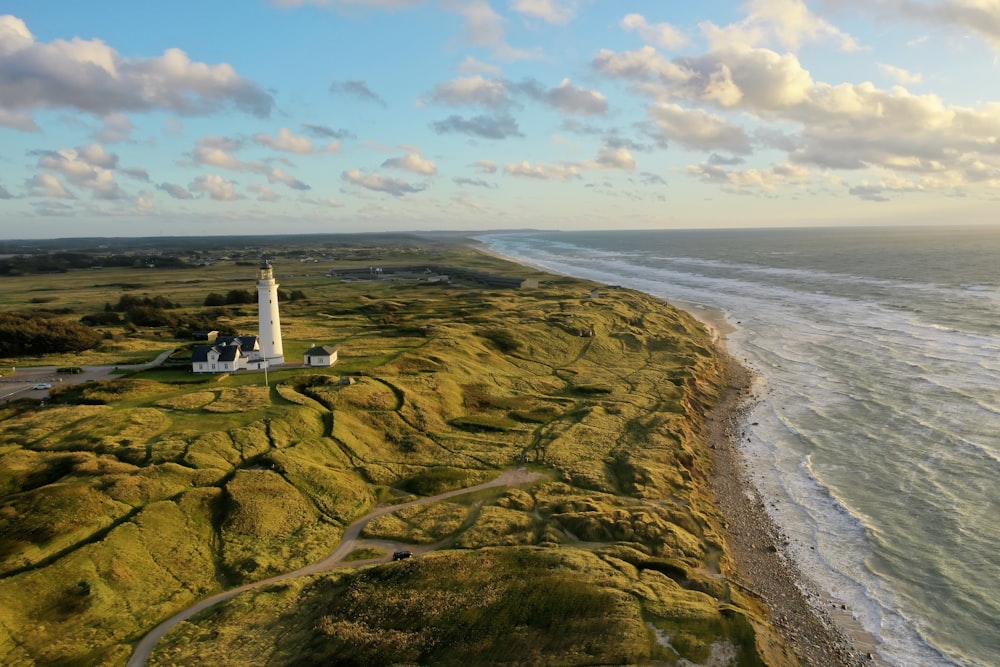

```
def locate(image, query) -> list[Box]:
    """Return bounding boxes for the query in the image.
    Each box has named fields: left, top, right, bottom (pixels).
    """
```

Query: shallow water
left=480, top=227, right=1000, bottom=667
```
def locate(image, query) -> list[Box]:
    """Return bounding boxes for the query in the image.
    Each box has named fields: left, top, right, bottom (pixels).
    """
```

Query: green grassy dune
left=0, top=244, right=797, bottom=666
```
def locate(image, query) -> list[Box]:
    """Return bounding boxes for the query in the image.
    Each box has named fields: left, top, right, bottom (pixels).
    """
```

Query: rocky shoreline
left=708, top=353, right=876, bottom=667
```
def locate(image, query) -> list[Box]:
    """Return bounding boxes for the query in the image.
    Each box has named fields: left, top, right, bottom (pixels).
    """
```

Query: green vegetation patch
left=204, top=385, right=271, bottom=413
left=0, top=240, right=781, bottom=666
left=344, top=547, right=386, bottom=562
left=151, top=548, right=650, bottom=666
left=448, top=414, right=520, bottom=433
left=155, top=391, right=216, bottom=410
left=219, top=469, right=342, bottom=581
left=454, top=505, right=540, bottom=548
left=361, top=501, right=469, bottom=544
left=397, top=466, right=490, bottom=496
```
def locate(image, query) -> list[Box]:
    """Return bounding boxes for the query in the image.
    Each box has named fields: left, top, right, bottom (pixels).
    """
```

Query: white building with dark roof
left=304, top=345, right=338, bottom=367
left=192, top=340, right=247, bottom=373
left=190, top=261, right=286, bottom=373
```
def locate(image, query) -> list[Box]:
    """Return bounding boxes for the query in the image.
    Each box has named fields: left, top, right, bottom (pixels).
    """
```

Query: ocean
left=479, top=227, right=1000, bottom=667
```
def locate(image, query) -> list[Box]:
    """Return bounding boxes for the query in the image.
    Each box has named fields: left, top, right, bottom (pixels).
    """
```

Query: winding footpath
left=127, top=467, right=541, bottom=667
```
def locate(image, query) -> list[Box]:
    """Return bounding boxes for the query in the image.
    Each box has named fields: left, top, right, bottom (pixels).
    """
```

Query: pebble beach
left=707, top=352, right=875, bottom=667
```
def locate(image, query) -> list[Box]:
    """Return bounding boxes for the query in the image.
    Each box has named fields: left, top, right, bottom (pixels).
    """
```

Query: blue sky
left=1, top=0, right=999, bottom=238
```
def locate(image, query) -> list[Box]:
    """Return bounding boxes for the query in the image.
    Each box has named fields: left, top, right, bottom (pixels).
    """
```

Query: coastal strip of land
left=1, top=239, right=877, bottom=665
left=707, top=348, right=875, bottom=667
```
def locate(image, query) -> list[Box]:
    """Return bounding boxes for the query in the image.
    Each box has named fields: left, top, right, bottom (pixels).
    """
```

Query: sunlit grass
left=0, top=243, right=764, bottom=666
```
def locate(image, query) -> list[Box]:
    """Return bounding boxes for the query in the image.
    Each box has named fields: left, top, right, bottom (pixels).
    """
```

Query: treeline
left=72, top=287, right=307, bottom=341
left=78, top=293, right=238, bottom=337
left=80, top=308, right=236, bottom=338
left=203, top=289, right=306, bottom=306
left=80, top=295, right=181, bottom=327
left=0, top=254, right=187, bottom=276
left=0, top=312, right=102, bottom=356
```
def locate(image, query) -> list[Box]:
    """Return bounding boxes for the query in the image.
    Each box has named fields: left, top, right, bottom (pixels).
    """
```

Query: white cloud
left=700, top=0, right=861, bottom=52
left=431, top=113, right=523, bottom=139
left=674, top=46, right=815, bottom=110
left=76, top=144, right=118, bottom=169
left=428, top=75, right=512, bottom=108
left=193, top=138, right=246, bottom=170
left=191, top=135, right=310, bottom=189
left=457, top=56, right=501, bottom=74
left=429, top=75, right=607, bottom=115
left=847, top=0, right=1000, bottom=51
left=330, top=79, right=386, bottom=106
left=686, top=161, right=811, bottom=193
left=0, top=109, right=38, bottom=131
left=34, top=144, right=127, bottom=199
left=586, top=145, right=638, bottom=171
left=454, top=176, right=497, bottom=188
left=342, top=168, right=425, bottom=196
left=382, top=152, right=438, bottom=175
left=648, top=103, right=752, bottom=153
left=443, top=0, right=541, bottom=60
left=452, top=191, right=489, bottom=210
left=879, top=63, right=923, bottom=84
left=592, top=46, right=693, bottom=85
left=520, top=78, right=607, bottom=115
left=0, top=15, right=272, bottom=124
left=621, top=14, right=689, bottom=50
left=27, top=173, right=74, bottom=198
left=157, top=182, right=193, bottom=199
left=249, top=183, right=279, bottom=202
left=504, top=160, right=581, bottom=180
left=94, top=113, right=134, bottom=142
left=511, top=0, right=577, bottom=25
left=473, top=159, right=498, bottom=173
left=253, top=128, right=317, bottom=154
left=447, top=0, right=505, bottom=47
left=189, top=174, right=239, bottom=201
left=135, top=189, right=155, bottom=214
left=266, top=167, right=310, bottom=190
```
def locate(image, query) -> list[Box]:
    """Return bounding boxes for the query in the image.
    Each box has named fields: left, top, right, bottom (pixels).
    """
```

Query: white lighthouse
left=256, top=260, right=284, bottom=366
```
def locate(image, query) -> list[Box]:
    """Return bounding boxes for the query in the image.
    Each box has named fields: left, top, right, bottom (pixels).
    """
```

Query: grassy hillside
left=0, top=242, right=795, bottom=666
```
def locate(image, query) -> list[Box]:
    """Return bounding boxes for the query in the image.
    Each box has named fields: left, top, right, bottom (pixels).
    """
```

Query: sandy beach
left=707, top=347, right=877, bottom=667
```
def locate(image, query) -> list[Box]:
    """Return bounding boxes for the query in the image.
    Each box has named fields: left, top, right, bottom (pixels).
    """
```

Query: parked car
left=32, top=383, right=52, bottom=390
left=392, top=550, right=412, bottom=561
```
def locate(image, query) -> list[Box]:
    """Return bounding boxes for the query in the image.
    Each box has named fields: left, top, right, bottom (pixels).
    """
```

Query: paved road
left=0, top=349, right=175, bottom=403
left=126, top=467, right=542, bottom=667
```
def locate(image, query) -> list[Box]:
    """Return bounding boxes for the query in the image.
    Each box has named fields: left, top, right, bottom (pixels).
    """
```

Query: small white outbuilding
left=303, top=345, right=339, bottom=367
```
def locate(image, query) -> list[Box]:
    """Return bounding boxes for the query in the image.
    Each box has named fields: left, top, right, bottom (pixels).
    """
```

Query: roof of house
left=192, top=342, right=247, bottom=364
left=305, top=345, right=338, bottom=356
left=218, top=335, right=259, bottom=350
left=217, top=345, right=244, bottom=362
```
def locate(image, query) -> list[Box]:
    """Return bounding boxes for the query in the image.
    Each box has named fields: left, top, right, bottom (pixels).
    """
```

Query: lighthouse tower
left=256, top=260, right=284, bottom=366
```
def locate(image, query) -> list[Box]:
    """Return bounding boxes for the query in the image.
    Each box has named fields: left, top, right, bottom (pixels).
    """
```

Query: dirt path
left=126, top=467, right=542, bottom=667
